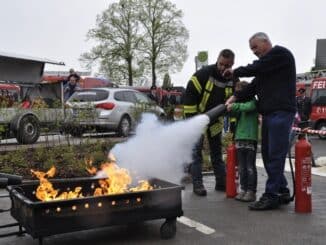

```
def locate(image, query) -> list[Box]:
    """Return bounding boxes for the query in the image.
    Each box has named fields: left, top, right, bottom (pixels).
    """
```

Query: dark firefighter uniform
left=183, top=64, right=235, bottom=190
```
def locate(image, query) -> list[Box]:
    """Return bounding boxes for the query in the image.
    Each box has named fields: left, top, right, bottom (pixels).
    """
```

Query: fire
left=31, top=166, right=83, bottom=202
left=32, top=153, right=153, bottom=202
left=89, top=153, right=153, bottom=196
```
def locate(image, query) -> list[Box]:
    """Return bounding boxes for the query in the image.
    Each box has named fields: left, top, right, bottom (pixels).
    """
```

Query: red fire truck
left=310, top=78, right=326, bottom=139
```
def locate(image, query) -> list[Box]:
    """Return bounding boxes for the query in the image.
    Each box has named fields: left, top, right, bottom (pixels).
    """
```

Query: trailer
left=0, top=52, right=65, bottom=144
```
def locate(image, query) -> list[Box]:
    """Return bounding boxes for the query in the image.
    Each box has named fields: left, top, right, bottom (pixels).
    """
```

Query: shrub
left=0, top=141, right=114, bottom=179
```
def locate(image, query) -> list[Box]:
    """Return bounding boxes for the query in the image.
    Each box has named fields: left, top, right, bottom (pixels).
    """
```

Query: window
left=114, top=91, right=125, bottom=101
left=115, top=91, right=136, bottom=103
left=311, top=89, right=326, bottom=105
left=69, top=89, right=108, bottom=102
left=134, top=91, right=151, bottom=104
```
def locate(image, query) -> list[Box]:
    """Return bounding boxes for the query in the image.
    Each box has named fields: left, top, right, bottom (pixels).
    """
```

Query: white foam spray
left=110, top=113, right=210, bottom=183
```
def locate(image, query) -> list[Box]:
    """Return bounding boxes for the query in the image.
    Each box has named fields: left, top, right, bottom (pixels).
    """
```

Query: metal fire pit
left=4, top=177, right=183, bottom=244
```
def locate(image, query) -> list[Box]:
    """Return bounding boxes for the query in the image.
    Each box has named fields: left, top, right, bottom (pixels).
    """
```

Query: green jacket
left=230, top=99, right=259, bottom=141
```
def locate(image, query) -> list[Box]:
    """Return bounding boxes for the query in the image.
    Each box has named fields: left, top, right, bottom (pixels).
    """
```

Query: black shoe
left=215, top=182, right=226, bottom=192
left=248, top=194, right=279, bottom=211
left=278, top=188, right=291, bottom=205
left=193, top=184, right=207, bottom=196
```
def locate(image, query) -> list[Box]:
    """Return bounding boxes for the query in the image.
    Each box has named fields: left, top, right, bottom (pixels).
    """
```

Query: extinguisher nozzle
left=205, top=104, right=227, bottom=122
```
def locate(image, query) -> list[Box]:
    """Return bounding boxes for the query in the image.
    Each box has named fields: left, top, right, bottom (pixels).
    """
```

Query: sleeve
left=233, top=49, right=291, bottom=78
left=183, top=69, right=207, bottom=118
left=231, top=100, right=257, bottom=113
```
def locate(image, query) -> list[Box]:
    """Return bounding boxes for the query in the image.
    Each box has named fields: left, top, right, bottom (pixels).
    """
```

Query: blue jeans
left=236, top=143, right=257, bottom=192
left=223, top=116, right=229, bottom=133
left=191, top=132, right=226, bottom=185
left=261, top=111, right=295, bottom=196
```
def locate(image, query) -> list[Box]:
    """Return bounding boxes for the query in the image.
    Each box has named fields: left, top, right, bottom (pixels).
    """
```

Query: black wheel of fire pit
left=160, top=218, right=177, bottom=239
left=38, top=237, right=43, bottom=245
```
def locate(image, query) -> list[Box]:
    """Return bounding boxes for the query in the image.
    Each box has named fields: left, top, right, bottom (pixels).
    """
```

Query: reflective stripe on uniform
left=209, top=117, right=223, bottom=137
left=198, top=80, right=214, bottom=112
left=225, top=87, right=233, bottom=99
left=191, top=76, right=202, bottom=94
left=183, top=105, right=198, bottom=114
left=230, top=117, right=236, bottom=123
left=209, top=76, right=231, bottom=88
left=226, top=81, right=233, bottom=87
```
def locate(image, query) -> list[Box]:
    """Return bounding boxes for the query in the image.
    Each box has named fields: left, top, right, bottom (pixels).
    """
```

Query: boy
left=227, top=81, right=259, bottom=202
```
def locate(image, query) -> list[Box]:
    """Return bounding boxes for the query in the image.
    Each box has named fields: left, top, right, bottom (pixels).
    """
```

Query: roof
left=0, top=51, right=64, bottom=83
left=0, top=51, right=64, bottom=65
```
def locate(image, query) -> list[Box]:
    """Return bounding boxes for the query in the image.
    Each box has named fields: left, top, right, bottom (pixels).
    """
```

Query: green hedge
left=0, top=141, right=113, bottom=179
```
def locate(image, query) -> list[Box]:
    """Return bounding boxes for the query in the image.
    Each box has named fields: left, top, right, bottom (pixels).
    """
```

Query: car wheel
left=117, top=115, right=131, bottom=137
left=317, top=122, right=326, bottom=140
left=16, top=115, right=40, bottom=144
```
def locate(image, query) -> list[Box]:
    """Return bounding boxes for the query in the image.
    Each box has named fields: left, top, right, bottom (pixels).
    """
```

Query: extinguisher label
left=307, top=186, right=312, bottom=195
left=301, top=157, right=312, bottom=195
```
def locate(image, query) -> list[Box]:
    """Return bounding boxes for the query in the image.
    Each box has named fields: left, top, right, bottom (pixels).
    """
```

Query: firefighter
left=183, top=49, right=237, bottom=196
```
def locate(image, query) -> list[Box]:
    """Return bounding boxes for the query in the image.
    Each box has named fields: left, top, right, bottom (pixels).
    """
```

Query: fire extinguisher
left=226, top=142, right=238, bottom=198
left=294, top=132, right=312, bottom=213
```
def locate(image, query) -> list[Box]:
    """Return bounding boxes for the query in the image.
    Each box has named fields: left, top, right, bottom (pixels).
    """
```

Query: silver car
left=64, top=87, right=166, bottom=137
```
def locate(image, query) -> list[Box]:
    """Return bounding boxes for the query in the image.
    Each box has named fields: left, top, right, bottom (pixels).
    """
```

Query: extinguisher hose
left=287, top=149, right=295, bottom=202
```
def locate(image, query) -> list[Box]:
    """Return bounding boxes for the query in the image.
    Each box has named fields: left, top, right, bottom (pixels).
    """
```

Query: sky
left=1, top=0, right=326, bottom=87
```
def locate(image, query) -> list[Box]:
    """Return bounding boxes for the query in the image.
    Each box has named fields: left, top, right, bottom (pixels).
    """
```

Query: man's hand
left=225, top=95, right=236, bottom=106
left=223, top=68, right=234, bottom=79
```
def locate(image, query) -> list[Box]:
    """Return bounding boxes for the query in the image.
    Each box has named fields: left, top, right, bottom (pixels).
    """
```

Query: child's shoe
left=235, top=191, right=246, bottom=201
left=242, top=191, right=256, bottom=202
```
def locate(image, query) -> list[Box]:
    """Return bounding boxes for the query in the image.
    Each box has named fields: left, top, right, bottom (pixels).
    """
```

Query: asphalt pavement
left=1, top=164, right=326, bottom=245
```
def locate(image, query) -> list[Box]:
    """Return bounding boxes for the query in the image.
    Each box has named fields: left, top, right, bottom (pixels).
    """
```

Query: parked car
left=63, top=87, right=166, bottom=137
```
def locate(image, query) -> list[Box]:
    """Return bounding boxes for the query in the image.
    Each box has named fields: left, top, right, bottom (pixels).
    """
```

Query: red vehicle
left=309, top=78, right=326, bottom=139
left=42, top=75, right=116, bottom=89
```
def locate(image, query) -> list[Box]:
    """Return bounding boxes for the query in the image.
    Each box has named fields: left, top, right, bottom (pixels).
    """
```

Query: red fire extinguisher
left=226, top=142, right=238, bottom=198
left=294, top=133, right=312, bottom=213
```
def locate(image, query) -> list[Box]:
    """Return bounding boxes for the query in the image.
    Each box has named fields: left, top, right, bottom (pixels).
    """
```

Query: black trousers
left=191, top=131, right=226, bottom=185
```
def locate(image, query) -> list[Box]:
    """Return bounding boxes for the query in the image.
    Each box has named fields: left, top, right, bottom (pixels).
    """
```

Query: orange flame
left=32, top=153, right=153, bottom=202
left=31, top=166, right=84, bottom=202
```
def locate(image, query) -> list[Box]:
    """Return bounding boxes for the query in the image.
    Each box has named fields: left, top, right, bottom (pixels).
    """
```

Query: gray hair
left=250, top=32, right=271, bottom=43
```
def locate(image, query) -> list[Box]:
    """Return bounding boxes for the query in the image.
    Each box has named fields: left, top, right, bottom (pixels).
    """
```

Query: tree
left=137, top=0, right=189, bottom=87
left=81, top=0, right=189, bottom=87
left=80, top=0, right=143, bottom=86
left=162, top=73, right=173, bottom=89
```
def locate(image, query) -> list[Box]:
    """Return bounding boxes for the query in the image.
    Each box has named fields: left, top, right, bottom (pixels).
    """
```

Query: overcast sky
left=1, top=0, right=326, bottom=86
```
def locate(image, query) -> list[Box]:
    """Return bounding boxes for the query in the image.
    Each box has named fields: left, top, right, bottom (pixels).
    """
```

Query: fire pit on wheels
left=2, top=177, right=183, bottom=244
